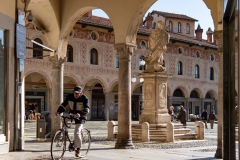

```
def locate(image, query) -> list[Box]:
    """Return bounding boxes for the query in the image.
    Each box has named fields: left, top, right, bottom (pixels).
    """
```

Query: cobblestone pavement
left=1, top=120, right=224, bottom=160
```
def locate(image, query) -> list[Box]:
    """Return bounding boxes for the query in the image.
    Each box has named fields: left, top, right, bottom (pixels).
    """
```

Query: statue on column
left=146, top=21, right=170, bottom=72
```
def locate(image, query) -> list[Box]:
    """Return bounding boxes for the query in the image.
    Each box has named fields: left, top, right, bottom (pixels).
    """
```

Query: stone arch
left=63, top=75, right=80, bottom=90
left=205, top=90, right=217, bottom=99
left=63, top=73, right=81, bottom=86
left=83, top=76, right=108, bottom=92
left=190, top=88, right=203, bottom=98
left=109, top=80, right=119, bottom=92
left=24, top=70, right=51, bottom=89
left=172, top=86, right=188, bottom=98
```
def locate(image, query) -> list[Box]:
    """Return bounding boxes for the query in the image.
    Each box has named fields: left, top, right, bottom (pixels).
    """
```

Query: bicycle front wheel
left=51, top=129, right=65, bottom=160
left=80, top=128, right=91, bottom=158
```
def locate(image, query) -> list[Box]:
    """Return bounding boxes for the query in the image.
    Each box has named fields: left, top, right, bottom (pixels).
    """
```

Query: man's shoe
left=75, top=148, right=80, bottom=157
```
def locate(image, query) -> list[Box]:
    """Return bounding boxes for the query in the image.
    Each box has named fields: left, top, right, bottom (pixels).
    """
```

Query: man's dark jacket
left=57, top=93, right=89, bottom=124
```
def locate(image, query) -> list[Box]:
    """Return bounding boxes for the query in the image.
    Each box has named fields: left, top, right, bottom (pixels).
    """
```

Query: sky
left=92, top=0, right=214, bottom=40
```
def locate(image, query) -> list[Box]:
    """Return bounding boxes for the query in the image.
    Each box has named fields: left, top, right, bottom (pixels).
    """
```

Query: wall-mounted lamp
left=131, top=75, right=137, bottom=83
left=139, top=59, right=146, bottom=66
left=25, top=10, right=34, bottom=23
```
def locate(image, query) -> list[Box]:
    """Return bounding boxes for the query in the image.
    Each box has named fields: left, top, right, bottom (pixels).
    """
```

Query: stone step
left=174, top=133, right=197, bottom=140
left=174, top=128, right=192, bottom=134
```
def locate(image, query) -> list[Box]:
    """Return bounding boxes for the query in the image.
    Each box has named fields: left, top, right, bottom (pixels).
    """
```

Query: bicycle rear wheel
left=80, top=128, right=91, bottom=158
left=51, top=129, right=65, bottom=160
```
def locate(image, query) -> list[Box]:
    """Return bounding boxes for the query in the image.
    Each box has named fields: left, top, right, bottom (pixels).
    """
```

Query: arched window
left=210, top=67, right=214, bottom=80
left=66, top=45, right=73, bottom=62
left=186, top=23, right=190, bottom=34
left=173, top=88, right=185, bottom=97
left=195, top=65, right=200, bottom=78
left=210, top=54, right=214, bottom=61
left=90, top=48, right=98, bottom=65
left=177, top=61, right=183, bottom=75
left=116, top=55, right=119, bottom=68
left=169, top=21, right=173, bottom=32
left=139, top=56, right=146, bottom=70
left=33, top=38, right=43, bottom=59
left=196, top=51, right=200, bottom=58
left=178, top=22, right=181, bottom=33
left=178, top=47, right=183, bottom=54
left=152, top=22, right=157, bottom=29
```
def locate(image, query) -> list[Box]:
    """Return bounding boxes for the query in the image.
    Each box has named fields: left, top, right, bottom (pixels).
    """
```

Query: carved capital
left=115, top=43, right=136, bottom=59
left=49, top=55, right=66, bottom=69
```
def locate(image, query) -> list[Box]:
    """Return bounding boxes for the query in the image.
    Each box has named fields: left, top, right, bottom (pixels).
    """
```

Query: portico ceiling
left=25, top=0, right=156, bottom=57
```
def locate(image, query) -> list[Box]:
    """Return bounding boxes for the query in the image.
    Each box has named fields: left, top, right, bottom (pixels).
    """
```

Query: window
left=66, top=45, right=73, bottom=62
left=210, top=67, right=214, bottom=80
left=169, top=21, right=173, bottom=32
left=139, top=56, right=146, bottom=70
left=90, top=48, right=98, bottom=65
left=33, top=38, right=43, bottom=59
left=152, top=22, right=156, bottom=29
left=116, top=55, right=119, bottom=68
left=0, top=29, right=6, bottom=135
left=178, top=47, right=183, bottom=54
left=178, top=22, right=181, bottom=33
left=210, top=54, right=214, bottom=61
left=195, top=65, right=200, bottom=78
left=177, top=61, right=183, bottom=75
left=195, top=51, right=200, bottom=58
left=186, top=23, right=190, bottom=34
left=90, top=31, right=98, bottom=41
left=140, top=40, right=147, bottom=49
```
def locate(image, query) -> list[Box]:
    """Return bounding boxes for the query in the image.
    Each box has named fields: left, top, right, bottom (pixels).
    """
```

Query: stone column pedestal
left=139, top=72, right=170, bottom=124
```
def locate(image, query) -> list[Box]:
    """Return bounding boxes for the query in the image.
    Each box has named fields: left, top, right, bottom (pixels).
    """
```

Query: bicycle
left=51, top=113, right=91, bottom=160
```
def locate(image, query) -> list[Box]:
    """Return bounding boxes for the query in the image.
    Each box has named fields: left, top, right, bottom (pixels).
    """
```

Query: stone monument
left=139, top=21, right=171, bottom=124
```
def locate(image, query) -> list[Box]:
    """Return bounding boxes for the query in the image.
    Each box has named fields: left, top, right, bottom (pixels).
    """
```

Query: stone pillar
left=142, top=122, right=149, bottom=142
left=104, top=92, right=110, bottom=121
left=49, top=55, right=65, bottom=138
left=114, top=43, right=135, bottom=149
left=166, top=122, right=174, bottom=142
left=214, top=30, right=223, bottom=158
left=195, top=121, right=205, bottom=140
left=139, top=72, right=170, bottom=124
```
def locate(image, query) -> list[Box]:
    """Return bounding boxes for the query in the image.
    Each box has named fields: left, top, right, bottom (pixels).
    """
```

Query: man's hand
left=76, top=113, right=80, bottom=119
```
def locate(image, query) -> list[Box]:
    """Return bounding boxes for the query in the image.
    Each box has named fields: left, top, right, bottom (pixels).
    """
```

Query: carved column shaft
left=104, top=92, right=110, bottom=121
left=49, top=55, right=65, bottom=137
left=114, top=43, right=135, bottom=149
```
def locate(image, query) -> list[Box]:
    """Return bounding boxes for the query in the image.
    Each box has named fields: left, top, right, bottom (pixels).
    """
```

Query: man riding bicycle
left=56, top=86, right=90, bottom=157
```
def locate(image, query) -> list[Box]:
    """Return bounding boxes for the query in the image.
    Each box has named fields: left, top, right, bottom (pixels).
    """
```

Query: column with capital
left=114, top=43, right=135, bottom=149
left=49, top=55, right=66, bottom=138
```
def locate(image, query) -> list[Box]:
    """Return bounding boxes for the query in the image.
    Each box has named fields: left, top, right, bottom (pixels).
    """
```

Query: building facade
left=24, top=11, right=218, bottom=122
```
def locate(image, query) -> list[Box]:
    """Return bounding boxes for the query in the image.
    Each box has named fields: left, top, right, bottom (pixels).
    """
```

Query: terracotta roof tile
left=78, top=15, right=217, bottom=49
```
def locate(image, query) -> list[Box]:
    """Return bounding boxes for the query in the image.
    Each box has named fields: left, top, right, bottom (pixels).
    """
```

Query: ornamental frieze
left=25, top=59, right=52, bottom=68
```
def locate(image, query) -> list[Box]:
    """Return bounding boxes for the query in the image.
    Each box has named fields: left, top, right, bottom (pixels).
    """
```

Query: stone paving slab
left=0, top=121, right=224, bottom=160
left=0, top=141, right=220, bottom=160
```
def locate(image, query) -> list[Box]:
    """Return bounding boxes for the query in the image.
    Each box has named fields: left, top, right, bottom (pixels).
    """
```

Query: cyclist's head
left=73, top=86, right=83, bottom=98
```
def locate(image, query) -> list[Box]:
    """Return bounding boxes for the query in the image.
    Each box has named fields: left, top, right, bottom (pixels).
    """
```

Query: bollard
left=166, top=122, right=174, bottom=142
left=142, top=122, right=150, bottom=142
left=108, top=121, right=116, bottom=140
left=195, top=121, right=205, bottom=140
